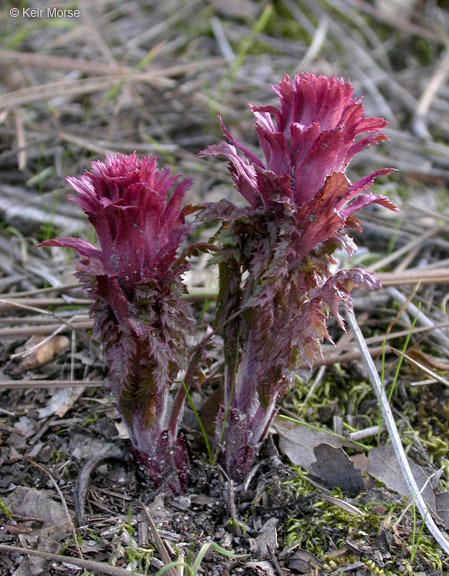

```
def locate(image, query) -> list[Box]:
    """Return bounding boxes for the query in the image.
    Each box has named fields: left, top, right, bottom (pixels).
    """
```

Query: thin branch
left=0, top=544, right=145, bottom=576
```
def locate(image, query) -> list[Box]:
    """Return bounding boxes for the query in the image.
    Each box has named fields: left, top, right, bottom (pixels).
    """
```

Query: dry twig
left=0, top=544, right=145, bottom=576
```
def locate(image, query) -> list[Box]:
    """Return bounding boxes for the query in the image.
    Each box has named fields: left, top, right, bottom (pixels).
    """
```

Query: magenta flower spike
left=40, top=153, right=194, bottom=491
left=200, top=73, right=398, bottom=483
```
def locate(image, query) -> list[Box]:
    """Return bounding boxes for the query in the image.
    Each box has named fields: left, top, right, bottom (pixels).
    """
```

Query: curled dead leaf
left=14, top=335, right=69, bottom=373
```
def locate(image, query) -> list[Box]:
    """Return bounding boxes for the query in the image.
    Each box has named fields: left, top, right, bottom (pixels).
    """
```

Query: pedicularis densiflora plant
left=40, top=153, right=194, bottom=491
left=41, top=73, right=397, bottom=489
left=199, top=73, right=398, bottom=482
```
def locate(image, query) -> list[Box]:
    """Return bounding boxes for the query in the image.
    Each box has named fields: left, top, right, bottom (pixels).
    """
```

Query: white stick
left=346, top=309, right=449, bottom=555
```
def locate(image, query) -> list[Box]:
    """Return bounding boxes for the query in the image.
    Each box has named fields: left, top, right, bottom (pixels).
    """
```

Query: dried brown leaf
left=436, top=492, right=449, bottom=530
left=368, top=445, right=438, bottom=513
left=274, top=418, right=344, bottom=470
left=14, top=335, right=69, bottom=374
left=311, top=444, right=366, bottom=495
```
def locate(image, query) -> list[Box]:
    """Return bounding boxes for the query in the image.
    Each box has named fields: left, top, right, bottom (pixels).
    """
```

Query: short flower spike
left=46, top=152, right=192, bottom=286
left=40, top=153, right=194, bottom=491
left=201, top=73, right=396, bottom=213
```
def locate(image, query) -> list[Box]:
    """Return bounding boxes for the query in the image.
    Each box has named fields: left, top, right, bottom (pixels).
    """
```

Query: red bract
left=200, top=73, right=398, bottom=483
left=40, top=153, right=194, bottom=491
left=202, top=73, right=396, bottom=213
left=61, top=153, right=192, bottom=287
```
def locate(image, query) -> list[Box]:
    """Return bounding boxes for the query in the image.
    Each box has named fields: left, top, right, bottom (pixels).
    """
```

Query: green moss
left=283, top=468, right=448, bottom=574
left=80, top=414, right=99, bottom=427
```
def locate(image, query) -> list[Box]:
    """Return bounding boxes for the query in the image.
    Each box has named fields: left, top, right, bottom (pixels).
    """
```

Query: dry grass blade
left=0, top=291, right=214, bottom=305
left=390, top=347, right=449, bottom=388
left=58, top=131, right=178, bottom=154
left=0, top=76, right=139, bottom=109
left=296, top=15, right=329, bottom=70
left=28, top=460, right=83, bottom=559
left=0, top=282, right=82, bottom=298
left=0, top=49, right=136, bottom=75
left=413, top=49, right=449, bottom=138
left=13, top=107, right=26, bottom=170
left=0, top=297, right=89, bottom=311
left=0, top=59, right=225, bottom=109
left=138, top=500, right=178, bottom=576
left=363, top=320, right=449, bottom=346
left=0, top=320, right=92, bottom=337
left=322, top=495, right=367, bottom=517
left=376, top=269, right=449, bottom=285
left=341, top=0, right=443, bottom=41
left=0, top=544, right=145, bottom=576
left=0, top=298, right=62, bottom=313
left=347, top=310, right=449, bottom=556
left=297, top=344, right=393, bottom=370
left=0, top=315, right=84, bottom=326
left=387, top=287, right=449, bottom=348
left=0, top=380, right=101, bottom=390
left=393, top=470, right=440, bottom=529
left=369, top=228, right=442, bottom=272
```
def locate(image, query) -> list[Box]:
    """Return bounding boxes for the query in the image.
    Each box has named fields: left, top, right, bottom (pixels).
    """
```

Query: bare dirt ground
left=1, top=1, right=449, bottom=574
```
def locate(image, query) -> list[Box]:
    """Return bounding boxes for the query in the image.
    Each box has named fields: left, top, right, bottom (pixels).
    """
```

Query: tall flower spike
left=200, top=73, right=398, bottom=483
left=40, top=153, right=194, bottom=492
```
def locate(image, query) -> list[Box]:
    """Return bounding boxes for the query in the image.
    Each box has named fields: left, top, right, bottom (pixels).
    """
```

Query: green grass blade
left=182, top=380, right=214, bottom=465
left=155, top=561, right=194, bottom=576
left=191, top=542, right=249, bottom=573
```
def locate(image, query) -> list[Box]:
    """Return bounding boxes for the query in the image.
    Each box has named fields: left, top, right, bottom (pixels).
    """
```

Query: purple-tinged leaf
left=343, top=192, right=399, bottom=218
left=199, top=142, right=262, bottom=209
left=218, top=114, right=264, bottom=168
left=39, top=237, right=102, bottom=260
